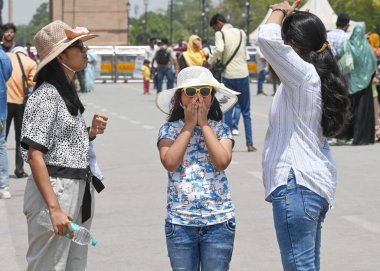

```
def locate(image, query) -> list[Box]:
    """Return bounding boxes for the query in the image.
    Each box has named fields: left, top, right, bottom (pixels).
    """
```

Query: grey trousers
left=23, top=176, right=95, bottom=271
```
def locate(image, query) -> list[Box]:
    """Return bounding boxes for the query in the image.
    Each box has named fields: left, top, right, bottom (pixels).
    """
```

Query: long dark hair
left=35, top=58, right=84, bottom=116
left=168, top=88, right=223, bottom=122
left=282, top=12, right=350, bottom=137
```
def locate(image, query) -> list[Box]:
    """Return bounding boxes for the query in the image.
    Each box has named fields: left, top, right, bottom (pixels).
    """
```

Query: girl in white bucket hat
left=157, top=66, right=239, bottom=270
left=20, top=20, right=107, bottom=270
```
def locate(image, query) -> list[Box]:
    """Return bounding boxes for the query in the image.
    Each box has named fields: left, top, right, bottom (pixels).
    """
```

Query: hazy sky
left=3, top=0, right=170, bottom=25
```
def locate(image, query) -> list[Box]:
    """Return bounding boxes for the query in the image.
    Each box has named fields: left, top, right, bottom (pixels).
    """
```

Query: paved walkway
left=1, top=82, right=379, bottom=270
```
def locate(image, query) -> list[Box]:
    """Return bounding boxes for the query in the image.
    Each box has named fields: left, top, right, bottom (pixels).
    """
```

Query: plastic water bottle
left=38, top=209, right=98, bottom=247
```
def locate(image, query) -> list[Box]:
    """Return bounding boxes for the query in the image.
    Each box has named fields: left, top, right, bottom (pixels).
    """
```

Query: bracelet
left=272, top=8, right=287, bottom=17
left=87, top=127, right=96, bottom=141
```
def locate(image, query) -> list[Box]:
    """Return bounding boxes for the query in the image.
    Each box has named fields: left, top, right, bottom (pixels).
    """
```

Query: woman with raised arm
left=257, top=1, right=350, bottom=270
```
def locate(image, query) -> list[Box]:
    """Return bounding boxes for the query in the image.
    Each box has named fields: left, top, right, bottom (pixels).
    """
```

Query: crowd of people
left=0, top=0, right=379, bottom=270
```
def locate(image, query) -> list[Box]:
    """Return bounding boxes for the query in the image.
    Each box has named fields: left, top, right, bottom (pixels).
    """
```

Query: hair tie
left=316, top=41, right=330, bottom=53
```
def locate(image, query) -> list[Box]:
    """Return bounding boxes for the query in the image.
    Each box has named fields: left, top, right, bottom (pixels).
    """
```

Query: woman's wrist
left=88, top=127, right=97, bottom=140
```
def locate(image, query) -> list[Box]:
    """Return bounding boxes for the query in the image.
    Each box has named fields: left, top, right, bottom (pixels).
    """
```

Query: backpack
left=155, top=48, right=171, bottom=65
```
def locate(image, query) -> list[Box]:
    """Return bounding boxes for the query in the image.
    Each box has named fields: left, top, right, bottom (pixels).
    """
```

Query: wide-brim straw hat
left=33, top=20, right=98, bottom=80
left=156, top=66, right=239, bottom=115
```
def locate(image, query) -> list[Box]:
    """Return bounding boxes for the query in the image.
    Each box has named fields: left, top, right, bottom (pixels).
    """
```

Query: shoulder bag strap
left=15, top=53, right=28, bottom=94
left=223, top=30, right=243, bottom=68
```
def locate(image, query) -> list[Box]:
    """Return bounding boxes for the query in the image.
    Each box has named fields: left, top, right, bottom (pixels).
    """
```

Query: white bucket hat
left=33, top=20, right=98, bottom=80
left=156, top=66, right=239, bottom=115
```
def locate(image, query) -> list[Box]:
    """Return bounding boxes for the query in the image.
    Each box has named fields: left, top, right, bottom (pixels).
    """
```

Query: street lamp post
left=144, top=0, right=149, bottom=40
left=201, top=0, right=206, bottom=40
left=126, top=1, right=130, bottom=45
left=245, top=1, right=251, bottom=46
left=169, top=0, right=173, bottom=44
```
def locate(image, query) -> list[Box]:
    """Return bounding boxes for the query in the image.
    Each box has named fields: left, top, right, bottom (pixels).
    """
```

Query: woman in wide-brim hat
left=20, top=20, right=108, bottom=270
left=157, top=66, right=240, bottom=269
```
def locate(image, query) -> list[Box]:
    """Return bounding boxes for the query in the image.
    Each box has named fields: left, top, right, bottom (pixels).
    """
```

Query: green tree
left=330, top=0, right=380, bottom=32
left=15, top=2, right=49, bottom=46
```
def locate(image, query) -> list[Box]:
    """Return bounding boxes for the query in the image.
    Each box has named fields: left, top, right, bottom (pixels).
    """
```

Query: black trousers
left=6, top=103, right=25, bottom=174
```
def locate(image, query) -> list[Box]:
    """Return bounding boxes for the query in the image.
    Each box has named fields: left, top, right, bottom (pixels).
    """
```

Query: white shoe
left=0, top=187, right=11, bottom=199
left=232, top=129, right=240, bottom=136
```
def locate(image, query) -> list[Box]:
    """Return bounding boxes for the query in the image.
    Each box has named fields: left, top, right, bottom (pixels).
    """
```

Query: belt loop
left=286, top=168, right=296, bottom=189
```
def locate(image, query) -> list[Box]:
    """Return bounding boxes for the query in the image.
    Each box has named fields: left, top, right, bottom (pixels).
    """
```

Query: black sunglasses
left=68, top=40, right=85, bottom=51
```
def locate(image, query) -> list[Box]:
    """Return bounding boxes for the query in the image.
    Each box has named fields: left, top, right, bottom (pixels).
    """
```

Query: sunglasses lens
left=70, top=40, right=84, bottom=50
left=200, top=87, right=211, bottom=96
left=185, top=87, right=197, bottom=97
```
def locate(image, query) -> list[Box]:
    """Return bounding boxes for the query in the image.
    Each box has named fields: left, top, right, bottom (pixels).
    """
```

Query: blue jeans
left=271, top=170, right=329, bottom=271
left=223, top=77, right=253, bottom=146
left=257, top=69, right=266, bottom=94
left=0, top=119, right=9, bottom=189
left=231, top=104, right=241, bottom=131
left=165, top=218, right=236, bottom=271
left=156, top=66, right=174, bottom=93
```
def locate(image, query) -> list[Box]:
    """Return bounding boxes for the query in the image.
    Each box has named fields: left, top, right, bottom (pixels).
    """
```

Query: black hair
left=35, top=58, right=84, bottom=116
left=168, top=88, right=223, bottom=122
left=336, top=13, right=350, bottom=28
left=2, top=23, right=17, bottom=33
left=282, top=12, right=350, bottom=137
left=209, top=14, right=226, bottom=27
left=143, top=59, right=150, bottom=65
left=161, top=38, right=169, bottom=45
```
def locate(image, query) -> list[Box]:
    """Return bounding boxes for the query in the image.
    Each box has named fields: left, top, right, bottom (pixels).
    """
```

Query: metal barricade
left=114, top=46, right=148, bottom=82
left=89, top=46, right=115, bottom=83
left=247, top=46, right=258, bottom=78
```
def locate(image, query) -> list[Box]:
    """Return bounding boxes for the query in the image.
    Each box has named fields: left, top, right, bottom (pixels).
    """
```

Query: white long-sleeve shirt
left=257, top=23, right=337, bottom=205
left=208, top=24, right=249, bottom=79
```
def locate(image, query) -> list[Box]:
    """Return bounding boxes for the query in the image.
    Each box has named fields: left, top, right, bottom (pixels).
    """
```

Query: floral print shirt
left=158, top=119, right=235, bottom=226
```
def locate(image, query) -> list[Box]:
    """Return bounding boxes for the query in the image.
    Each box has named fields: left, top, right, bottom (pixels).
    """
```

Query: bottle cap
left=91, top=239, right=98, bottom=246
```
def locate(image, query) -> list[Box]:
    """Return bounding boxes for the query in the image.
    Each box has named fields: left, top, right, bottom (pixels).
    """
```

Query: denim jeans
left=165, top=218, right=236, bottom=271
left=0, top=119, right=9, bottom=189
left=257, top=69, right=266, bottom=94
left=271, top=170, right=329, bottom=271
left=222, top=77, right=253, bottom=146
left=156, top=66, right=174, bottom=93
left=231, top=104, right=241, bottom=131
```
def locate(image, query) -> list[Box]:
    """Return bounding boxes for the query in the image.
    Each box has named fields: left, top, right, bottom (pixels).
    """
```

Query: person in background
left=327, top=13, right=350, bottom=56
left=178, top=35, right=206, bottom=70
left=207, top=13, right=256, bottom=152
left=368, top=33, right=380, bottom=140
left=173, top=40, right=187, bottom=54
left=0, top=41, right=13, bottom=199
left=256, top=48, right=267, bottom=96
left=26, top=42, right=38, bottom=62
left=202, top=39, right=212, bottom=60
left=142, top=59, right=151, bottom=95
left=146, top=38, right=157, bottom=62
left=258, top=1, right=350, bottom=270
left=5, top=46, right=36, bottom=179
left=146, top=38, right=158, bottom=89
left=83, top=48, right=99, bottom=92
left=336, top=25, right=377, bottom=145
left=152, top=38, right=179, bottom=93
left=1, top=23, right=16, bottom=52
